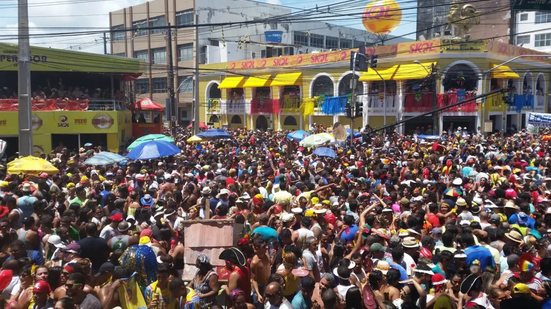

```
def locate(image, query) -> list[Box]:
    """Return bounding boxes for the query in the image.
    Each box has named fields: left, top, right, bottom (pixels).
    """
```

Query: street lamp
left=413, top=60, right=438, bottom=135
left=482, top=54, right=551, bottom=133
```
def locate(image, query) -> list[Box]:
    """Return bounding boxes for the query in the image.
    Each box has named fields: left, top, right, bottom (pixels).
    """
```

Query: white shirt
left=264, top=298, right=293, bottom=309
left=99, top=225, right=115, bottom=240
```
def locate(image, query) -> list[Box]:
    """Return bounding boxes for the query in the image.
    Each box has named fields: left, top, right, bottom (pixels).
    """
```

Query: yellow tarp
left=490, top=65, right=520, bottom=79
left=391, top=62, right=435, bottom=81
left=243, top=75, right=272, bottom=88
left=359, top=67, right=395, bottom=81
left=218, top=76, right=245, bottom=89
left=270, top=72, right=302, bottom=86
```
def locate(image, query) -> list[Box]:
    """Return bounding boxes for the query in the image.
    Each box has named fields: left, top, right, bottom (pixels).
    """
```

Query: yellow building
left=199, top=38, right=551, bottom=134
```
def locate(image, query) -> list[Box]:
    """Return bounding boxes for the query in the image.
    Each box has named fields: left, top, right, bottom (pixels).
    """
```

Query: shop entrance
left=0, top=136, right=19, bottom=159
left=442, top=116, right=476, bottom=134
left=403, top=116, right=436, bottom=135
left=51, top=134, right=79, bottom=152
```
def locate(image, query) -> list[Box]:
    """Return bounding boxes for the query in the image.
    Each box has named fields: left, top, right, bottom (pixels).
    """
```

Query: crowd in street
left=1, top=124, right=551, bottom=309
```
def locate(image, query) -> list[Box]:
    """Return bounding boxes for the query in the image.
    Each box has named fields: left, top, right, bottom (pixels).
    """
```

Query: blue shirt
left=465, top=245, right=495, bottom=271
left=508, top=213, right=536, bottom=229
left=291, top=291, right=311, bottom=309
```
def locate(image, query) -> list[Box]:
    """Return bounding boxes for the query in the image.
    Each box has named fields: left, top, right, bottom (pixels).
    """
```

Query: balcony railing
left=251, top=98, right=280, bottom=114
left=364, top=93, right=397, bottom=114
left=206, top=98, right=221, bottom=113
left=438, top=91, right=478, bottom=113
left=508, top=94, right=535, bottom=112
left=403, top=92, right=435, bottom=113
left=485, top=93, right=507, bottom=113
left=280, top=95, right=301, bottom=113
left=225, top=98, right=247, bottom=114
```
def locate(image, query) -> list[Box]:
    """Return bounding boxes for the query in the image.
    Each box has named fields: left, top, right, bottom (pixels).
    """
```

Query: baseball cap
left=513, top=283, right=530, bottom=294
left=109, top=212, right=123, bottom=223
left=370, top=243, right=386, bottom=253
left=95, top=262, right=115, bottom=277
left=33, top=280, right=51, bottom=294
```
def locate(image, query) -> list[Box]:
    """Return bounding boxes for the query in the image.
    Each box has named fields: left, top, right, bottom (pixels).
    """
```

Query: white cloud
left=264, top=0, right=282, bottom=5
left=2, top=0, right=148, bottom=53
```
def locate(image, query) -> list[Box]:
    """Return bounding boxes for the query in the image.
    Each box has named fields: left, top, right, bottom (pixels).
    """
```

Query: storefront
left=199, top=38, right=551, bottom=133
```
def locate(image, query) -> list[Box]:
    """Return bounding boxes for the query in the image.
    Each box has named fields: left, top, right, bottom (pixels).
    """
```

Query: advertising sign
left=265, top=31, right=283, bottom=43
left=527, top=112, right=551, bottom=127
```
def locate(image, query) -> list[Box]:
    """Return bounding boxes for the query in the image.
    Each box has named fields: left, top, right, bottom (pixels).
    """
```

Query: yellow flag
left=118, top=275, right=147, bottom=309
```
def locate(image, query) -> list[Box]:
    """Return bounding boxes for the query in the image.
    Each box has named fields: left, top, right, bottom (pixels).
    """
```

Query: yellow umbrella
left=186, top=135, right=203, bottom=144
left=7, top=156, right=59, bottom=175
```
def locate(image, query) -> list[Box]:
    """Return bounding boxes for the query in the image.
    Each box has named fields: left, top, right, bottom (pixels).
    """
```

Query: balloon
left=362, top=0, right=402, bottom=34
left=0, top=269, right=13, bottom=291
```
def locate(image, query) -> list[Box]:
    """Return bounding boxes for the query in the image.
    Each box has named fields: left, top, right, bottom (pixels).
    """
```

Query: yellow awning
left=218, top=76, right=245, bottom=89
left=490, top=65, right=520, bottom=79
left=270, top=72, right=302, bottom=86
left=243, top=75, right=272, bottom=88
left=391, top=62, right=435, bottom=81
left=359, top=67, right=395, bottom=82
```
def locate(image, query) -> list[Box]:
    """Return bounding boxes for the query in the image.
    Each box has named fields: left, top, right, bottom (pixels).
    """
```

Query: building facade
left=416, top=0, right=511, bottom=41
left=515, top=11, right=551, bottom=52
left=199, top=39, right=551, bottom=134
left=109, top=0, right=404, bottom=125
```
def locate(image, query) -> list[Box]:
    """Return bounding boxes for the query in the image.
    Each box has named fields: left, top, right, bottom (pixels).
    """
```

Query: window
left=113, top=52, right=126, bottom=57
left=132, top=20, right=147, bottom=37
left=535, top=33, right=551, bottom=47
left=176, top=10, right=194, bottom=26
left=178, top=43, right=193, bottom=61
left=294, top=31, right=308, bottom=46
left=325, top=36, right=338, bottom=49
left=178, top=76, right=193, bottom=93
left=535, top=12, right=551, bottom=24
left=152, top=78, right=167, bottom=93
left=135, top=79, right=149, bottom=94
left=340, top=39, right=352, bottom=49
left=520, top=13, right=528, bottom=21
left=517, top=35, right=530, bottom=45
left=149, top=16, right=166, bottom=34
left=134, top=50, right=149, bottom=62
left=151, top=48, right=166, bottom=64
left=310, top=34, right=324, bottom=48
left=111, top=25, right=125, bottom=41
left=354, top=40, right=364, bottom=48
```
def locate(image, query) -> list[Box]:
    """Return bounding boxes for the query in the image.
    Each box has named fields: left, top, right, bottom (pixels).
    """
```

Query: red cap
left=33, top=280, right=51, bottom=294
left=39, top=172, right=49, bottom=179
left=109, top=212, right=123, bottom=222
left=324, top=212, right=337, bottom=226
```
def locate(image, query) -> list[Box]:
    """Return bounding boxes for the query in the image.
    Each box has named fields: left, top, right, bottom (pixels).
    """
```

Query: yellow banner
left=396, top=39, right=440, bottom=57
left=440, top=39, right=487, bottom=53
left=227, top=50, right=349, bottom=70
left=0, top=110, right=131, bottom=135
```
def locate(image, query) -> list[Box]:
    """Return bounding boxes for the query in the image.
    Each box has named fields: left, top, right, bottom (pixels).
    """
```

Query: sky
left=0, top=0, right=417, bottom=54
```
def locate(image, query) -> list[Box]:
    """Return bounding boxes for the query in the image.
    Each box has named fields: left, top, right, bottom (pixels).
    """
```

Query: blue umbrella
left=287, top=130, right=310, bottom=141
left=346, top=129, right=362, bottom=138
left=127, top=140, right=180, bottom=160
left=196, top=129, right=231, bottom=139
left=313, top=147, right=337, bottom=158
left=95, top=151, right=127, bottom=163
left=84, top=155, right=116, bottom=166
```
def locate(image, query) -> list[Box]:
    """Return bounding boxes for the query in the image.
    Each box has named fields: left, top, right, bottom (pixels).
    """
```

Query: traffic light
left=350, top=51, right=368, bottom=71
left=355, top=101, right=363, bottom=118
left=345, top=103, right=352, bottom=118
left=370, top=54, right=378, bottom=68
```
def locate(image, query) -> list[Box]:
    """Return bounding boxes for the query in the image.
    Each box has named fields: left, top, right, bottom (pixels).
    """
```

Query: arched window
left=208, top=83, right=221, bottom=99
left=230, top=115, right=242, bottom=124
left=338, top=73, right=363, bottom=96
left=311, top=75, right=334, bottom=97
left=283, top=116, right=297, bottom=126
left=209, top=115, right=220, bottom=123
left=443, top=64, right=478, bottom=91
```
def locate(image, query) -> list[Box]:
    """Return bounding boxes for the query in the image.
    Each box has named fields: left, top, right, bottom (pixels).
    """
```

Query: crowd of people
left=1, top=124, right=551, bottom=309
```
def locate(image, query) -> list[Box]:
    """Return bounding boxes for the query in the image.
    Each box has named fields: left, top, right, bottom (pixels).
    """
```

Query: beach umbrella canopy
left=313, top=147, right=337, bottom=158
left=95, top=152, right=127, bottom=163
left=127, top=134, right=174, bottom=150
left=84, top=156, right=116, bottom=166
left=444, top=187, right=463, bottom=197
left=127, top=140, right=180, bottom=160
left=287, top=130, right=310, bottom=141
left=299, top=133, right=335, bottom=148
left=7, top=156, right=59, bottom=175
left=186, top=135, right=203, bottom=144
left=197, top=129, right=232, bottom=139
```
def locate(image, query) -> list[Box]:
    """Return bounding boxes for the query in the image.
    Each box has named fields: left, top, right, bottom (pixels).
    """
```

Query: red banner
left=0, top=98, right=89, bottom=111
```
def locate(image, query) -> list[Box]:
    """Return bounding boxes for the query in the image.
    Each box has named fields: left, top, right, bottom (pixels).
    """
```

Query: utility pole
left=193, top=12, right=200, bottom=134
left=432, top=63, right=439, bottom=134
left=103, top=32, right=108, bottom=55
left=18, top=0, right=32, bottom=156
left=167, top=23, right=176, bottom=136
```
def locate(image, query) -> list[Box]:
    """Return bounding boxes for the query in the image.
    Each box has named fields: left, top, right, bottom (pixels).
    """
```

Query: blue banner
left=265, top=31, right=283, bottom=43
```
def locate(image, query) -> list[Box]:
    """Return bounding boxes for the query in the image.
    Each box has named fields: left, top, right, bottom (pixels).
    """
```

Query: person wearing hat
left=333, top=259, right=356, bottom=300
left=189, top=254, right=219, bottom=307
left=500, top=283, right=540, bottom=309
left=32, top=280, right=54, bottom=309
left=427, top=273, right=453, bottom=308
left=219, top=247, right=250, bottom=301
left=458, top=274, right=494, bottom=309
left=16, top=182, right=37, bottom=219
left=99, top=211, right=123, bottom=240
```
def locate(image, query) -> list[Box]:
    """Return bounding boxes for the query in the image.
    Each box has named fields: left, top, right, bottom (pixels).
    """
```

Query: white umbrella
left=299, top=133, right=335, bottom=148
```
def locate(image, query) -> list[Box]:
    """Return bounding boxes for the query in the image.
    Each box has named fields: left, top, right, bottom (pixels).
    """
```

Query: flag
left=118, top=274, right=147, bottom=309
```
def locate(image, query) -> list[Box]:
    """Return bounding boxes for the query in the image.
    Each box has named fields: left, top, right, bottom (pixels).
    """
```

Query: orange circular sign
left=362, top=0, right=402, bottom=34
